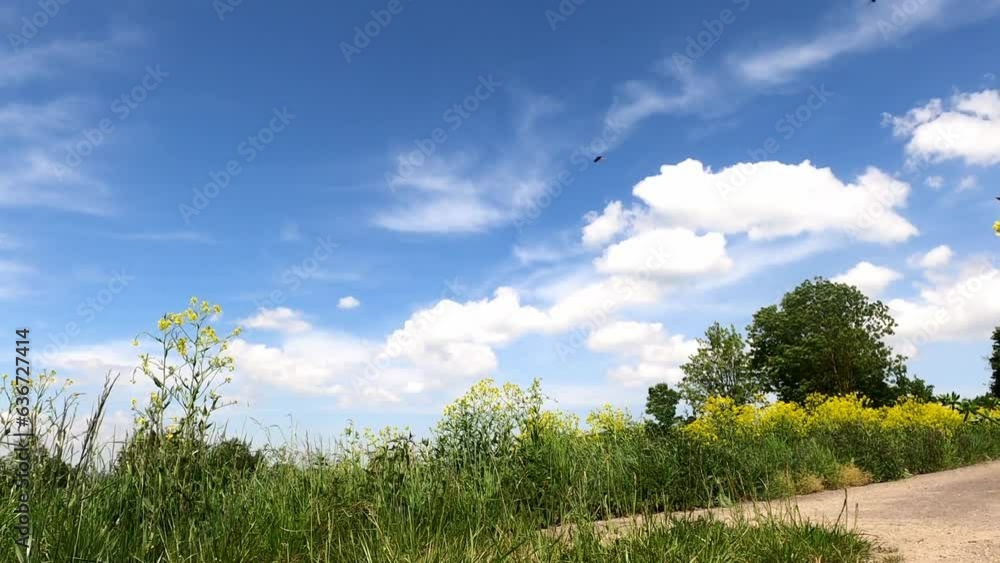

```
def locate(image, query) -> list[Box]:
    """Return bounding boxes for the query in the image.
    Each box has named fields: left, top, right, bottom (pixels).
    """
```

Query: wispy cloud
left=606, top=0, right=1000, bottom=135
left=374, top=91, right=570, bottom=234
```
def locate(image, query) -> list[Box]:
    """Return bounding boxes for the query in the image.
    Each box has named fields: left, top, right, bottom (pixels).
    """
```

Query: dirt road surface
left=571, top=461, right=1000, bottom=562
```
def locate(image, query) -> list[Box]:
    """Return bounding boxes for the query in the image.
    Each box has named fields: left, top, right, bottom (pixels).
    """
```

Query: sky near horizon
left=3, top=0, right=1000, bottom=438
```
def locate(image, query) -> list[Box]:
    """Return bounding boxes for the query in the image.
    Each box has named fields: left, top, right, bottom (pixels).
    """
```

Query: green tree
left=644, top=383, right=682, bottom=430
left=747, top=277, right=909, bottom=406
left=679, top=322, right=761, bottom=415
left=989, top=325, right=1000, bottom=397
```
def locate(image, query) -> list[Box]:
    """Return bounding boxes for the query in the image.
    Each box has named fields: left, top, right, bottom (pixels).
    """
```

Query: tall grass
left=2, top=301, right=998, bottom=561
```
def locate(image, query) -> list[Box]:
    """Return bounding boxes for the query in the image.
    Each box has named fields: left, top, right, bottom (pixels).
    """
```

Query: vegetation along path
left=584, top=461, right=1000, bottom=562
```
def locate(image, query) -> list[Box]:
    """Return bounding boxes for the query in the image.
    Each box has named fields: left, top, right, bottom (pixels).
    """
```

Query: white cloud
left=228, top=331, right=394, bottom=400
left=732, top=0, right=967, bottom=85
left=375, top=93, right=569, bottom=235
left=374, top=195, right=506, bottom=234
left=36, top=340, right=140, bottom=384
left=512, top=243, right=570, bottom=266
left=582, top=201, right=629, bottom=248
left=887, top=255, right=1000, bottom=357
left=629, top=159, right=917, bottom=243
left=925, top=176, right=944, bottom=189
left=885, top=89, right=1000, bottom=166
left=239, top=307, right=312, bottom=334
left=1, top=150, right=112, bottom=214
left=587, top=321, right=697, bottom=387
left=338, top=296, right=361, bottom=310
left=604, top=69, right=715, bottom=132
left=911, top=245, right=954, bottom=269
left=379, top=287, right=550, bottom=379
left=594, top=228, right=732, bottom=278
left=957, top=175, right=978, bottom=191
left=832, top=261, right=902, bottom=296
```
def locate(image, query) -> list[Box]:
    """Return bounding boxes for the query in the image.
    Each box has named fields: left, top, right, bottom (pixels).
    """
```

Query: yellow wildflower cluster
left=586, top=403, right=635, bottom=435
left=683, top=394, right=969, bottom=443
left=994, top=220, right=1000, bottom=236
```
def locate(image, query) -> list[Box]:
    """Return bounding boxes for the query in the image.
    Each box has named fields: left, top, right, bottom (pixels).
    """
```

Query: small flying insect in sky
left=593, top=155, right=604, bottom=163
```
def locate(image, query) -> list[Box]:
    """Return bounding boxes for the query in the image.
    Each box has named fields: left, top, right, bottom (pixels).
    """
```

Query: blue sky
left=4, top=0, right=1000, bottom=437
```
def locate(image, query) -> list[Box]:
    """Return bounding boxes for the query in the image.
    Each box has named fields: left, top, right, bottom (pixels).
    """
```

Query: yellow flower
left=176, top=337, right=188, bottom=357
left=186, top=309, right=198, bottom=322
left=213, top=304, right=222, bottom=314
left=157, top=318, right=171, bottom=331
left=131, top=398, right=137, bottom=408
left=131, top=338, right=140, bottom=347
left=994, top=220, right=1000, bottom=236
left=190, top=296, right=198, bottom=305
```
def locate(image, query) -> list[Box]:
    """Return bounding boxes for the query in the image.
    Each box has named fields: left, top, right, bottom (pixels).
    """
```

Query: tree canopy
left=679, top=322, right=761, bottom=415
left=746, top=277, right=909, bottom=406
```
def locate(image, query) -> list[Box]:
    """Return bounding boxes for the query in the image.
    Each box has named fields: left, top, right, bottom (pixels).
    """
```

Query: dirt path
left=564, top=461, right=1000, bottom=562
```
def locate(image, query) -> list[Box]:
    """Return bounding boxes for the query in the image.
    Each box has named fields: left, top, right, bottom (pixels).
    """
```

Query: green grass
left=3, top=372, right=998, bottom=561
left=546, top=517, right=879, bottom=563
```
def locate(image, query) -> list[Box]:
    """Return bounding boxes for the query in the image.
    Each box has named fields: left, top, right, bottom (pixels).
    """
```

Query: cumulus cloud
left=239, top=307, right=312, bottom=334
left=582, top=201, right=629, bottom=248
left=887, top=255, right=1000, bottom=357
left=228, top=331, right=395, bottom=400
left=832, top=261, right=902, bottom=296
left=586, top=321, right=698, bottom=387
left=925, top=176, right=944, bottom=189
left=337, top=296, right=361, bottom=310
left=910, top=245, right=954, bottom=270
left=629, top=159, right=917, bottom=243
left=884, top=89, right=1000, bottom=166
left=594, top=228, right=733, bottom=278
